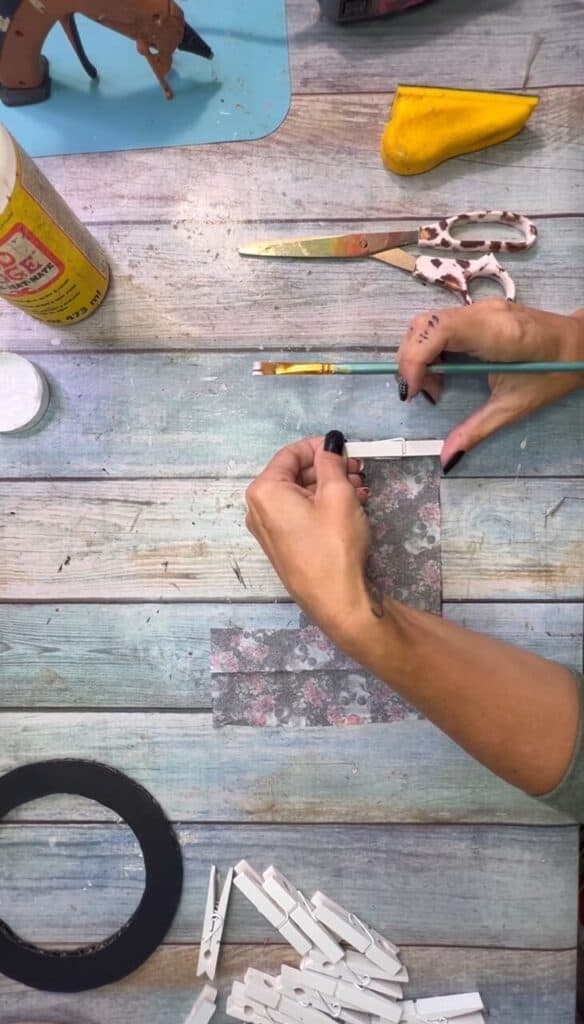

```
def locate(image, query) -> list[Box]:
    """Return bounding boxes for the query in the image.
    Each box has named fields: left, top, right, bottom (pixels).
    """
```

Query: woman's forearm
left=339, top=598, right=580, bottom=796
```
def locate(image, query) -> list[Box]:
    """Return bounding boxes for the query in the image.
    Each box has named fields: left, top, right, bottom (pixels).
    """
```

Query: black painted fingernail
left=324, top=430, right=346, bottom=455
left=443, top=451, right=465, bottom=475
left=397, top=376, right=408, bottom=402
left=421, top=389, right=436, bottom=406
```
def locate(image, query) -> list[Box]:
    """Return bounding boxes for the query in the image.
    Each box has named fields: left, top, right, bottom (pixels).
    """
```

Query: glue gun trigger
left=60, top=14, right=99, bottom=81
left=135, top=39, right=174, bottom=100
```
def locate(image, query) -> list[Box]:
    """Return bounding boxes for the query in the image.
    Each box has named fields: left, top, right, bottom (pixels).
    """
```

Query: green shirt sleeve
left=539, top=671, right=584, bottom=821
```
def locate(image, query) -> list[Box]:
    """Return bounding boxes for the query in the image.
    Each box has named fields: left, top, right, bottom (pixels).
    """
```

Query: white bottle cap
left=0, top=352, right=50, bottom=433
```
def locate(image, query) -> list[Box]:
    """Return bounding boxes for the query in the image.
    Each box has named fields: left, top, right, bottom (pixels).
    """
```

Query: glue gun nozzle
left=179, top=23, right=214, bottom=60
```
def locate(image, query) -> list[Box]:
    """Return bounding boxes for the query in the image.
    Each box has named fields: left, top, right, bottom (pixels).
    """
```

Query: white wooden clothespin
left=311, top=892, right=401, bottom=979
left=301, top=951, right=404, bottom=999
left=400, top=993, right=485, bottom=1023
left=228, top=982, right=284, bottom=1024
left=422, top=1017, right=484, bottom=1024
left=234, top=861, right=312, bottom=956
left=184, top=984, right=218, bottom=1024
left=197, top=865, right=234, bottom=980
left=344, top=950, right=408, bottom=985
left=239, top=972, right=337, bottom=1024
left=280, top=965, right=402, bottom=1024
left=226, top=994, right=266, bottom=1024
left=344, top=439, right=443, bottom=460
left=291, top=987, right=372, bottom=1024
left=229, top=981, right=351, bottom=1024
left=262, top=866, right=344, bottom=963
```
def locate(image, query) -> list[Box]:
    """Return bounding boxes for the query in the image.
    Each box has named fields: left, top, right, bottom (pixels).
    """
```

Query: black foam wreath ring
left=0, top=759, right=183, bottom=992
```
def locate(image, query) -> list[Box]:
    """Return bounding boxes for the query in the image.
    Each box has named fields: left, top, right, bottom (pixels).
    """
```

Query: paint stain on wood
left=231, top=559, right=248, bottom=589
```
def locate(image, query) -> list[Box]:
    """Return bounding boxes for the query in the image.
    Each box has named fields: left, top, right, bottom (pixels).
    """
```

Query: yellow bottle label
left=0, top=145, right=110, bottom=324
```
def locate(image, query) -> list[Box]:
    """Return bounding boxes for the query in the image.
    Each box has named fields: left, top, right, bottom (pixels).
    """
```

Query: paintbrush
left=253, top=360, right=584, bottom=377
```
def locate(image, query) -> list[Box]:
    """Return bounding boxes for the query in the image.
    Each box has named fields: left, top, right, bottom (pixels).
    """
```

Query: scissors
left=239, top=209, right=538, bottom=306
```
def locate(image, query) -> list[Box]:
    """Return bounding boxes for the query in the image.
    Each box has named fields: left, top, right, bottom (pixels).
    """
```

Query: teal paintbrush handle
left=337, top=362, right=584, bottom=375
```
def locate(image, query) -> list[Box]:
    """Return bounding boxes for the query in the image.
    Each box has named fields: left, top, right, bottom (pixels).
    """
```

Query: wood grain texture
left=1, top=479, right=582, bottom=601
left=0, top=712, right=569, bottom=824
left=0, top=479, right=265, bottom=601
left=22, top=89, right=581, bottom=234
left=0, top=602, right=579, bottom=708
left=442, top=480, right=584, bottom=601
left=3, top=216, right=584, bottom=351
left=0, top=824, right=576, bottom=946
left=0, top=945, right=576, bottom=1024
left=443, top=603, right=583, bottom=671
left=1, top=346, right=583, bottom=478
left=0, top=603, right=302, bottom=708
left=286, top=0, right=584, bottom=92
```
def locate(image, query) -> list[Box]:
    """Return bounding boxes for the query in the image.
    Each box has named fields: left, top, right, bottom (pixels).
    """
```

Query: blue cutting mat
left=1, top=0, right=290, bottom=157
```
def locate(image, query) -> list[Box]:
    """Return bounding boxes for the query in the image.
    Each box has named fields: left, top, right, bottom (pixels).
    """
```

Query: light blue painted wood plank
left=0, top=343, right=583, bottom=477
left=287, top=0, right=584, bottom=91
left=443, top=603, right=583, bottom=670
left=3, top=214, right=584, bottom=351
left=0, top=824, right=577, bottom=947
left=1, top=603, right=579, bottom=708
left=0, top=945, right=576, bottom=1024
left=442, top=479, right=584, bottom=600
left=1, top=480, right=581, bottom=601
left=0, top=712, right=571, bottom=823
left=0, top=603, right=301, bottom=707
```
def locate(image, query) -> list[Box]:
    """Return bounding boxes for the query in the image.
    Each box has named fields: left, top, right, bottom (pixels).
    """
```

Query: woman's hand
left=245, top=433, right=371, bottom=644
left=397, top=299, right=584, bottom=472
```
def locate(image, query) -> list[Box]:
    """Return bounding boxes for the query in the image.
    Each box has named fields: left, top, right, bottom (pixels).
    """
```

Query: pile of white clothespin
left=186, top=862, right=486, bottom=1024
left=189, top=860, right=487, bottom=1024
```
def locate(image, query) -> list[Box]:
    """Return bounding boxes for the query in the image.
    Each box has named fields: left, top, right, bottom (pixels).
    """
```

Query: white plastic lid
left=0, top=352, right=50, bottom=433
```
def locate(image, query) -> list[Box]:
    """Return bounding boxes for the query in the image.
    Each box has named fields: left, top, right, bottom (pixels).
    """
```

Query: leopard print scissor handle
left=413, top=252, right=516, bottom=305
left=417, top=210, right=537, bottom=254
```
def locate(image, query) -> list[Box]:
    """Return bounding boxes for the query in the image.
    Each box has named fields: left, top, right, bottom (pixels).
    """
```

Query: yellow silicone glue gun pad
left=381, top=85, right=539, bottom=176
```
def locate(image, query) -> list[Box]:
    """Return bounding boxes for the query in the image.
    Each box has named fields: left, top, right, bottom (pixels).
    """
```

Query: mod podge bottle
left=0, top=122, right=110, bottom=324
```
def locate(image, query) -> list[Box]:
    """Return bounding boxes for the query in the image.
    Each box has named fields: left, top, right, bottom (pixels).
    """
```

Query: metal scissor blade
left=239, top=230, right=418, bottom=258
left=370, top=248, right=417, bottom=273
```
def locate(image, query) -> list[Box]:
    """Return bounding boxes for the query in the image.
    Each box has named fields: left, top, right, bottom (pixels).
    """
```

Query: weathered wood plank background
left=0, top=0, right=582, bottom=1021
left=0, top=602, right=580, bottom=708
left=0, top=479, right=582, bottom=600
left=0, top=825, right=576, bottom=945
left=3, top=217, right=584, bottom=350
left=1, top=945, right=577, bottom=1024
left=0, top=712, right=573, bottom=824
left=0, top=352, right=582, bottom=476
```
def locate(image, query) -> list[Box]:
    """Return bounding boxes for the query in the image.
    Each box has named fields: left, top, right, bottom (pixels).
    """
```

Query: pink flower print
left=418, top=502, right=440, bottom=528
left=422, top=560, right=441, bottom=587
left=327, top=709, right=345, bottom=726
left=210, top=651, right=239, bottom=673
left=303, top=679, right=327, bottom=708
left=240, top=635, right=271, bottom=665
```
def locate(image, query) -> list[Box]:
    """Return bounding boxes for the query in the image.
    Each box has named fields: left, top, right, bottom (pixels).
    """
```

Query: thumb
left=314, top=430, right=354, bottom=494
left=441, top=390, right=516, bottom=472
